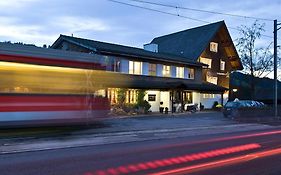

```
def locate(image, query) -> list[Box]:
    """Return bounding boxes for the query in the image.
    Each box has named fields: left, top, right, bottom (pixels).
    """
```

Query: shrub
left=135, top=90, right=151, bottom=113
left=117, top=88, right=126, bottom=107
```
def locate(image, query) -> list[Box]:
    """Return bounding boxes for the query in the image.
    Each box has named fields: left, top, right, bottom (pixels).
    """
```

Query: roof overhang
left=52, top=35, right=204, bottom=67
left=219, top=23, right=243, bottom=70
left=102, top=73, right=227, bottom=93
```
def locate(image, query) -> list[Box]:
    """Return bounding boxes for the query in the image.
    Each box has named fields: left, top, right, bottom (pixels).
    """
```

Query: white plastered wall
left=145, top=90, right=171, bottom=112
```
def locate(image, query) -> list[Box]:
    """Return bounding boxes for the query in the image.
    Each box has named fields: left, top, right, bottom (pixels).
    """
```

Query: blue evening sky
left=0, top=0, right=280, bottom=48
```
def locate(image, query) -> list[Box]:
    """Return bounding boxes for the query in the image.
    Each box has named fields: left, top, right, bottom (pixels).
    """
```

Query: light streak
left=84, top=143, right=261, bottom=175
left=152, top=147, right=281, bottom=175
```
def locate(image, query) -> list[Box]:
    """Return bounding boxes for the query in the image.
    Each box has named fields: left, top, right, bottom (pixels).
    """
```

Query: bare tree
left=236, top=21, right=277, bottom=99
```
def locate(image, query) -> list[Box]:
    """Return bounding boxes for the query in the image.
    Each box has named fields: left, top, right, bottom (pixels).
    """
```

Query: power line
left=108, top=0, right=278, bottom=40
left=128, top=0, right=274, bottom=22
left=108, top=0, right=209, bottom=24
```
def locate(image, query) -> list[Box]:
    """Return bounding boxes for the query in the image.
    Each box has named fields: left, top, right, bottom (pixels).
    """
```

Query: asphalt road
left=1, top=127, right=281, bottom=175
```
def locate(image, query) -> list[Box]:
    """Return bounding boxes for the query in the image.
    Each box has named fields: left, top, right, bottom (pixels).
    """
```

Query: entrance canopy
left=103, top=72, right=227, bottom=93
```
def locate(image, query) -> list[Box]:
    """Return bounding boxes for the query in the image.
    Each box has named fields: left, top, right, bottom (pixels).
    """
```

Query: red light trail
left=83, top=143, right=261, bottom=175
left=152, top=147, right=281, bottom=175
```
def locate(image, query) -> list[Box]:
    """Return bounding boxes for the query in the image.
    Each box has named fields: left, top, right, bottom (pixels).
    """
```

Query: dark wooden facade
left=199, top=26, right=239, bottom=89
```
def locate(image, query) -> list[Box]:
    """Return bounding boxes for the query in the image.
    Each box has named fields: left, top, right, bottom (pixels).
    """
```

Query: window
left=206, top=75, right=218, bottom=85
left=95, top=89, right=106, bottom=97
left=126, top=89, right=137, bottom=103
left=200, top=57, right=212, bottom=68
left=162, top=65, right=171, bottom=77
left=183, top=92, right=193, bottom=104
left=148, top=63, right=157, bottom=76
left=186, top=68, right=195, bottom=79
left=210, top=42, right=218, bottom=52
left=113, top=60, right=120, bottom=72
left=129, top=61, right=142, bottom=75
left=220, top=60, right=225, bottom=71
left=203, top=94, right=215, bottom=98
left=176, top=67, right=184, bottom=78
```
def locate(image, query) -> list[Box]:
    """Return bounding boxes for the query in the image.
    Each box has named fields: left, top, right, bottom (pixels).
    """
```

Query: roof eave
left=53, top=36, right=203, bottom=67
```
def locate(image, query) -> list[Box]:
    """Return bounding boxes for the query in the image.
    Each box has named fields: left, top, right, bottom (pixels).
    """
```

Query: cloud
left=0, top=0, right=38, bottom=9
left=52, top=16, right=110, bottom=34
left=0, top=16, right=57, bottom=46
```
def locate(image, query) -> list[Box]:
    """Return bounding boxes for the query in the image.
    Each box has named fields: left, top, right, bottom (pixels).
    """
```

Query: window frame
left=220, top=60, right=225, bottom=71
left=148, top=63, right=157, bottom=76
left=176, top=66, right=184, bottom=78
left=129, top=61, right=142, bottom=75
left=210, top=42, right=218, bottom=52
left=162, top=65, right=171, bottom=77
left=187, top=67, right=195, bottom=79
left=200, top=57, right=212, bottom=68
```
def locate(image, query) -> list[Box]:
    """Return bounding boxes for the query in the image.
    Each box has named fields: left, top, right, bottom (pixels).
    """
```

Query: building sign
left=148, top=94, right=156, bottom=101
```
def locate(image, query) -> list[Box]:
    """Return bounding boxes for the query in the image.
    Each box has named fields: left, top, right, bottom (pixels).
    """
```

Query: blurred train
left=0, top=44, right=115, bottom=128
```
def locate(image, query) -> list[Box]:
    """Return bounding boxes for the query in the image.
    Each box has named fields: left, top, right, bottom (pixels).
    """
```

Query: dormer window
left=210, top=42, right=218, bottom=52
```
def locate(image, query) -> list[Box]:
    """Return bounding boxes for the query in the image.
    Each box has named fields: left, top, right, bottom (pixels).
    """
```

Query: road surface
left=1, top=127, right=281, bottom=175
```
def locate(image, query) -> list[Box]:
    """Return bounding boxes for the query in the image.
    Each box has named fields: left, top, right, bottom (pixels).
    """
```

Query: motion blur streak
left=206, top=130, right=281, bottom=143
left=84, top=143, right=261, bottom=175
left=153, top=129, right=281, bottom=150
left=151, top=147, right=281, bottom=175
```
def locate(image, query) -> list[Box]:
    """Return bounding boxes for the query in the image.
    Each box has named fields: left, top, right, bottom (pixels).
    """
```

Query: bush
left=135, top=90, right=151, bottom=113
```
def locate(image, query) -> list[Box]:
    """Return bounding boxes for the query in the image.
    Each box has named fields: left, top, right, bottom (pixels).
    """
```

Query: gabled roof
left=51, top=35, right=204, bottom=67
left=150, top=21, right=243, bottom=70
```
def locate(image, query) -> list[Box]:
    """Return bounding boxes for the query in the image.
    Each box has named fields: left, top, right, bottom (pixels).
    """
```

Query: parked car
left=223, top=100, right=266, bottom=118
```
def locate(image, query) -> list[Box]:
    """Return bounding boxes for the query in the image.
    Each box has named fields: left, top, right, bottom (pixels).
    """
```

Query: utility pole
left=273, top=20, right=280, bottom=118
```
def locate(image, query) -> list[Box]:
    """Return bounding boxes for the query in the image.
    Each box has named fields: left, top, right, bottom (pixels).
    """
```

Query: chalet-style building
left=51, top=21, right=242, bottom=111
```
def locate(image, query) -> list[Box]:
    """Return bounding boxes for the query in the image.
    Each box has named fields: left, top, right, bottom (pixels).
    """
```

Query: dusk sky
left=0, top=0, right=280, bottom=48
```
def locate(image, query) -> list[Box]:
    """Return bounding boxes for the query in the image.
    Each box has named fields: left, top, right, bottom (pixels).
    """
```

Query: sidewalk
left=0, top=123, right=276, bottom=154
left=1, top=111, right=280, bottom=154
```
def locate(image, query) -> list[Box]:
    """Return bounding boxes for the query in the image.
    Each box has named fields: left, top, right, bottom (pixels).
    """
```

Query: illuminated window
left=210, top=42, right=218, bottom=52
left=206, top=75, right=218, bottom=85
left=203, top=94, right=215, bottom=98
left=200, top=57, right=212, bottom=68
left=125, top=89, right=137, bottom=103
left=220, top=60, right=225, bottom=71
left=186, top=68, right=194, bottom=79
left=162, top=65, right=171, bottom=77
left=95, top=89, right=106, bottom=97
left=129, top=61, right=142, bottom=75
left=148, top=63, right=157, bottom=76
left=176, top=67, right=184, bottom=78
